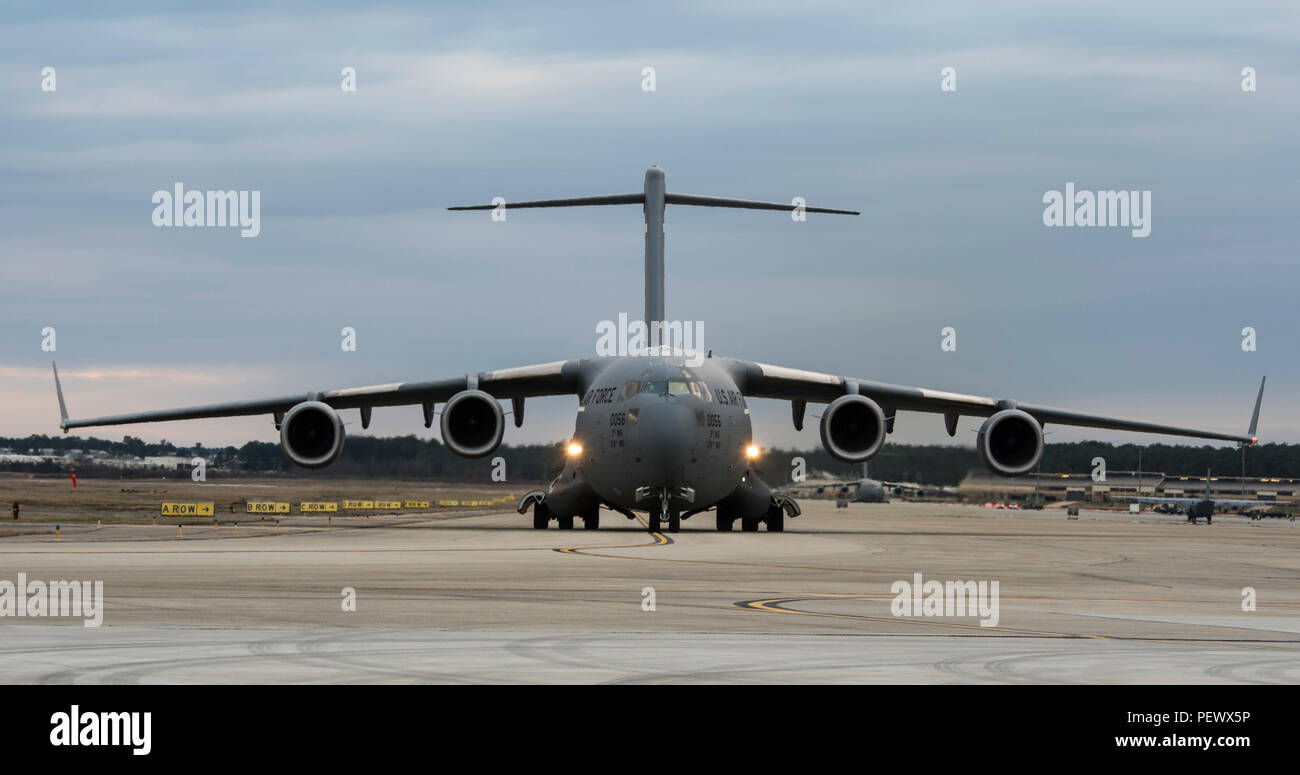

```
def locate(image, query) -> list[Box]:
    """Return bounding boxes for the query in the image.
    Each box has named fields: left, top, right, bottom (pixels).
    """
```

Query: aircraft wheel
left=583, top=508, right=600, bottom=530
left=668, top=510, right=680, bottom=533
left=741, top=518, right=760, bottom=532
left=716, top=512, right=733, bottom=531
left=1207, top=515, right=1212, bottom=525
left=767, top=507, right=784, bottom=532
left=532, top=502, right=549, bottom=530
left=648, top=513, right=661, bottom=532
left=557, top=516, right=574, bottom=530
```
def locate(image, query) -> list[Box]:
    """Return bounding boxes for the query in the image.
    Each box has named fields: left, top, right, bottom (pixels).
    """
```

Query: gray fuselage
left=547, top=355, right=754, bottom=516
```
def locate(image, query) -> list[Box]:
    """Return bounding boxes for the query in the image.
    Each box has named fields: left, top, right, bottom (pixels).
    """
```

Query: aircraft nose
left=635, top=401, right=697, bottom=487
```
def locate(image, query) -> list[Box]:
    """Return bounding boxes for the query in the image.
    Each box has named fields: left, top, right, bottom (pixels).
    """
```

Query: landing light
left=745, top=444, right=760, bottom=459
left=567, top=441, right=583, bottom=457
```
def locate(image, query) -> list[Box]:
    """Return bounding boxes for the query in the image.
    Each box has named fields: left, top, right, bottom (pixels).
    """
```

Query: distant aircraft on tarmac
left=53, top=167, right=1265, bottom=533
left=778, top=464, right=942, bottom=505
left=1122, top=468, right=1266, bottom=524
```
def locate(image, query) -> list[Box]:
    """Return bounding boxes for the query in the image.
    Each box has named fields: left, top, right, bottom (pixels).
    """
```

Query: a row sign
left=160, top=499, right=499, bottom=516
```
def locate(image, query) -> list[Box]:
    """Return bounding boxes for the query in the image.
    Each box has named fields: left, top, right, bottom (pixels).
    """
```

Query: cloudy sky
left=2, top=1, right=1297, bottom=453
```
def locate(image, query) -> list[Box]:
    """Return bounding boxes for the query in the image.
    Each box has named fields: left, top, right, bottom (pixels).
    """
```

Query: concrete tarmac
left=2, top=502, right=1298, bottom=683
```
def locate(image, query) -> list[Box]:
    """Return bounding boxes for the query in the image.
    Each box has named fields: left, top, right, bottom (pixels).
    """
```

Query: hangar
left=959, top=471, right=1298, bottom=505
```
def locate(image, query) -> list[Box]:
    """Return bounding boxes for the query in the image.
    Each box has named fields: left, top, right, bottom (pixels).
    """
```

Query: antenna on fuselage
left=449, top=167, right=859, bottom=345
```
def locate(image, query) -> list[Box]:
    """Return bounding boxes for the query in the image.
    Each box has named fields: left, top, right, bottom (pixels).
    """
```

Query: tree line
left=2, top=433, right=1294, bottom=485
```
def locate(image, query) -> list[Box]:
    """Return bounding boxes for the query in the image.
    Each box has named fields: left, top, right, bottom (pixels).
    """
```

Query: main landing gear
left=526, top=495, right=602, bottom=530
left=718, top=496, right=798, bottom=532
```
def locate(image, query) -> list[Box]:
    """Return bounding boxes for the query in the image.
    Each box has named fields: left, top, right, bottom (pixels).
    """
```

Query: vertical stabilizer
left=643, top=167, right=666, bottom=345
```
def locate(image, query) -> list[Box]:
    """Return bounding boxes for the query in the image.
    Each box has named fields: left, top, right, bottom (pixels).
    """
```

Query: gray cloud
left=2, top=1, right=1296, bottom=449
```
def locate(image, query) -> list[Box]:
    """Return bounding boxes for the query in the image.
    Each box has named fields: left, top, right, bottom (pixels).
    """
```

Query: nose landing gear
left=648, top=491, right=680, bottom=533
left=648, top=510, right=680, bottom=533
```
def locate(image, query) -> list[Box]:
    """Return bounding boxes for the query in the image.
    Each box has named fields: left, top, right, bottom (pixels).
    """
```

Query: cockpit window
left=622, top=379, right=713, bottom=401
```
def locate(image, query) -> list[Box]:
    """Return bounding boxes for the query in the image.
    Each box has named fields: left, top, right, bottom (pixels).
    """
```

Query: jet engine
left=440, top=389, right=505, bottom=458
left=280, top=401, right=345, bottom=469
left=819, top=394, right=886, bottom=463
left=977, top=409, right=1044, bottom=477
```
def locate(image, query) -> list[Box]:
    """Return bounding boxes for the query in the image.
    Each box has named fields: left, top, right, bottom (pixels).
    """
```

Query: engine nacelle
left=440, top=389, right=505, bottom=458
left=977, top=409, right=1044, bottom=477
left=280, top=401, right=345, bottom=469
left=819, top=394, right=887, bottom=463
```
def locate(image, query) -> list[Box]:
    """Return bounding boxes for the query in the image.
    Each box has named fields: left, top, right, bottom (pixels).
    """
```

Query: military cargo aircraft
left=1122, top=469, right=1266, bottom=524
left=53, top=167, right=1264, bottom=533
left=777, top=464, right=932, bottom=505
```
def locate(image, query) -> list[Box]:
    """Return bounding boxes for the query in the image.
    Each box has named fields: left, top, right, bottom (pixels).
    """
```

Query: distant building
left=0, top=453, right=45, bottom=464
left=959, top=471, right=1297, bottom=505
left=144, top=455, right=191, bottom=470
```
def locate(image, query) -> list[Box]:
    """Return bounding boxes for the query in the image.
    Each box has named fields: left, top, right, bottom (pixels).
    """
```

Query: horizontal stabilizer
left=449, top=191, right=858, bottom=215
left=449, top=194, right=643, bottom=210
left=665, top=193, right=859, bottom=215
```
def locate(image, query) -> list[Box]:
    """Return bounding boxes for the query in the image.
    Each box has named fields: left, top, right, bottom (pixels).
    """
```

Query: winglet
left=52, top=361, right=69, bottom=431
left=1247, top=376, right=1265, bottom=443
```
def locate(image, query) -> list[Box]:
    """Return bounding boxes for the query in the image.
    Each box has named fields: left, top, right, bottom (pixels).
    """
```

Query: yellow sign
left=161, top=502, right=214, bottom=517
left=300, top=502, right=338, bottom=513
left=341, top=500, right=375, bottom=510
left=374, top=500, right=401, bottom=510
left=403, top=500, right=430, bottom=509
left=438, top=499, right=460, bottom=507
left=246, top=502, right=290, bottom=514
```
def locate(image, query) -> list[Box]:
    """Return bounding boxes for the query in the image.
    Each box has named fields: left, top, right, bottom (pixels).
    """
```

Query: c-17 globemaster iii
left=1120, top=465, right=1269, bottom=525
left=53, top=166, right=1265, bottom=533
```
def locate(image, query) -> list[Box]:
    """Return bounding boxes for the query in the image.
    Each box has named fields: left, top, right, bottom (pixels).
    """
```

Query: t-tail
left=450, top=166, right=858, bottom=344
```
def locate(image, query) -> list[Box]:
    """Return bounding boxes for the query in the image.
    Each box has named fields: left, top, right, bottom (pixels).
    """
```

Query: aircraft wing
left=729, top=359, right=1262, bottom=445
left=53, top=360, right=581, bottom=431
